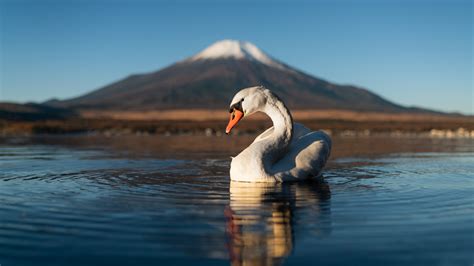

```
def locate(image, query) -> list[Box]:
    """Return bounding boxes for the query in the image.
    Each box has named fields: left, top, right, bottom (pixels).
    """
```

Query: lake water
left=0, top=135, right=473, bottom=265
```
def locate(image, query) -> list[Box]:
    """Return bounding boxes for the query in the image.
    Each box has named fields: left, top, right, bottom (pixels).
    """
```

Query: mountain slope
left=48, top=40, right=426, bottom=113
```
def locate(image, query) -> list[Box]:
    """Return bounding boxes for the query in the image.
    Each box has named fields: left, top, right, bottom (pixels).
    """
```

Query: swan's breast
left=230, top=148, right=275, bottom=182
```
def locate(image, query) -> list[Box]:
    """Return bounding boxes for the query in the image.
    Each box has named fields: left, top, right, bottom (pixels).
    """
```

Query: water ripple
left=0, top=144, right=472, bottom=265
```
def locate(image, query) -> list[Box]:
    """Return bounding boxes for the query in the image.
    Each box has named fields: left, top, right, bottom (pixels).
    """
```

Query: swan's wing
left=253, top=123, right=311, bottom=144
left=253, top=126, right=274, bottom=143
left=292, top=123, right=312, bottom=140
left=272, top=131, right=331, bottom=182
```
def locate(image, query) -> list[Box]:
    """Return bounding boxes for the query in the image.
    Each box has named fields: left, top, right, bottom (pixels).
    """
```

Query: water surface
left=0, top=135, right=473, bottom=265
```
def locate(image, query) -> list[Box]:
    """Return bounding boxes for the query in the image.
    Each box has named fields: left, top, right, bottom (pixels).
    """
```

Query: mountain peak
left=189, top=39, right=286, bottom=69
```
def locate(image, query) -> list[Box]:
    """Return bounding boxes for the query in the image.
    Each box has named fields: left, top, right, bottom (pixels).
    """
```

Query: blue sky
left=0, top=0, right=472, bottom=114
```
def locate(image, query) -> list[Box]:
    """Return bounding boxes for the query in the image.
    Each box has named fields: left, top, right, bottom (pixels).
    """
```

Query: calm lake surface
left=0, top=135, right=473, bottom=266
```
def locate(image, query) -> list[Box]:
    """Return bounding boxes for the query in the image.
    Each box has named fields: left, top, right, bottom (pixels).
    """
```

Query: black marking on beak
left=229, top=99, right=244, bottom=113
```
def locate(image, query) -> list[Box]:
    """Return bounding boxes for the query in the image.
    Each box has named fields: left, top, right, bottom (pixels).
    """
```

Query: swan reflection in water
left=225, top=180, right=331, bottom=266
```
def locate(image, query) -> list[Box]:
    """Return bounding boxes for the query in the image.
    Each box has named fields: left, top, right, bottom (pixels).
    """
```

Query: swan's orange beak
left=226, top=109, right=244, bottom=134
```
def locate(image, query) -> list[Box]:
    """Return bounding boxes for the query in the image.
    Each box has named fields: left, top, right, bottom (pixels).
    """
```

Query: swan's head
left=226, top=86, right=268, bottom=134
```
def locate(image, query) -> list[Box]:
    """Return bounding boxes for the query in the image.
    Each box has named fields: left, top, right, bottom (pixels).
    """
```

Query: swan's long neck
left=260, top=96, right=293, bottom=172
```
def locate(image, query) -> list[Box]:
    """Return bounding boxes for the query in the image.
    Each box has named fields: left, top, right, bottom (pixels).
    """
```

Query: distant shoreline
left=79, top=109, right=470, bottom=122
left=1, top=109, right=472, bottom=138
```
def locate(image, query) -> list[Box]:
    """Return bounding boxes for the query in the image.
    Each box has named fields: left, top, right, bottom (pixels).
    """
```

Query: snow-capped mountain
left=48, top=40, right=418, bottom=112
left=188, top=40, right=287, bottom=70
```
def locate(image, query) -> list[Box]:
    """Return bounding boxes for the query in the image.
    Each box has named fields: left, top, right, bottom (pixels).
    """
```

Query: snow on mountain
left=189, top=40, right=287, bottom=70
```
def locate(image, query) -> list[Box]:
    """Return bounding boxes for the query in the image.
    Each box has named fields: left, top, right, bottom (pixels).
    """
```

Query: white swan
left=226, top=86, right=332, bottom=183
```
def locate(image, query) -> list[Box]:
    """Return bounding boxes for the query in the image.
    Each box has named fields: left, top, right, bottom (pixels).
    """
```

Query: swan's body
left=226, top=86, right=331, bottom=183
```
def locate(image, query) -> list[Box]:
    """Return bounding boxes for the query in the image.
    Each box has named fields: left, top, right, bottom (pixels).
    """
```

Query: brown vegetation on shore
left=79, top=109, right=467, bottom=122
left=1, top=109, right=472, bottom=137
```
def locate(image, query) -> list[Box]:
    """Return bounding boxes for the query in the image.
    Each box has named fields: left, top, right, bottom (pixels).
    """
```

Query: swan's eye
left=229, top=101, right=243, bottom=113
left=241, top=98, right=244, bottom=102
